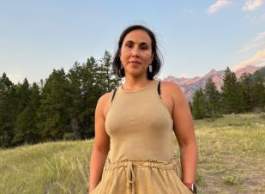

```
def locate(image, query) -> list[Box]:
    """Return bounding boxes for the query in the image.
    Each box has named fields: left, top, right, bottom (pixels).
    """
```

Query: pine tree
left=0, top=52, right=122, bottom=146
left=0, top=73, right=15, bottom=147
left=97, top=51, right=121, bottom=92
left=221, top=67, right=243, bottom=113
left=192, top=88, right=207, bottom=119
left=13, top=82, right=41, bottom=145
left=204, top=78, right=222, bottom=117
left=67, top=52, right=120, bottom=139
left=37, top=69, right=72, bottom=141
left=12, top=79, right=31, bottom=145
left=239, top=73, right=254, bottom=112
left=67, top=57, right=100, bottom=139
left=252, top=73, right=265, bottom=111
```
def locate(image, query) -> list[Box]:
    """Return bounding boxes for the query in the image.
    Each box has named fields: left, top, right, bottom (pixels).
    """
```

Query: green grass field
left=0, top=113, right=264, bottom=194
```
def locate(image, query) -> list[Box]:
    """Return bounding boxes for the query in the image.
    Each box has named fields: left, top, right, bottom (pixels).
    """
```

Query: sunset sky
left=1, top=0, right=265, bottom=83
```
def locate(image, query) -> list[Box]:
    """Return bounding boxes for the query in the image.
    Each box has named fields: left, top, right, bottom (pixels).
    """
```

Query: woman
left=88, top=24, right=198, bottom=194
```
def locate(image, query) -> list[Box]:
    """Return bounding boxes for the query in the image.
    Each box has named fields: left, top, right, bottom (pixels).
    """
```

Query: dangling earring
left=148, top=65, right=153, bottom=73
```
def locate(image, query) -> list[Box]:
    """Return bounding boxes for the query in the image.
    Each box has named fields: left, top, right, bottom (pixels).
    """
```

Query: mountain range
left=163, top=65, right=264, bottom=101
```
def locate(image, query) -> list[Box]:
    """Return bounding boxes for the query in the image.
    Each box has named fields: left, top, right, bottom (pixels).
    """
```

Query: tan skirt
left=90, top=157, right=193, bottom=194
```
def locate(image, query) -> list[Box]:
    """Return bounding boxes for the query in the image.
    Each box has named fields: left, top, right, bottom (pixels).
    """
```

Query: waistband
left=103, top=157, right=179, bottom=194
left=104, top=157, right=179, bottom=170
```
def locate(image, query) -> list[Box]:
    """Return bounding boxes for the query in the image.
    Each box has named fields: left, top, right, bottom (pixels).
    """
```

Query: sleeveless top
left=105, top=79, right=176, bottom=162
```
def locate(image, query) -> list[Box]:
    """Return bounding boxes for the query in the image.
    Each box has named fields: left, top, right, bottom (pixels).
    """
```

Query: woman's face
left=120, top=29, right=153, bottom=78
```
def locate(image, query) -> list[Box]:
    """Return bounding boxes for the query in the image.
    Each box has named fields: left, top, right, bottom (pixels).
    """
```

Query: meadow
left=0, top=113, right=264, bottom=194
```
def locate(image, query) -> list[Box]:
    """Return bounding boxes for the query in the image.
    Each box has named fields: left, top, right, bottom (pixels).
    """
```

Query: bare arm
left=88, top=93, right=110, bottom=193
left=170, top=82, right=198, bottom=184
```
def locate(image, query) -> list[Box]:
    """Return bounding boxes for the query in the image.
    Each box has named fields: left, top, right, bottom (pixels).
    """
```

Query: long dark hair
left=112, top=25, right=162, bottom=80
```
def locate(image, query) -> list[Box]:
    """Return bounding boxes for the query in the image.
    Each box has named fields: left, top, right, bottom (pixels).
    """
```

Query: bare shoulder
left=159, top=80, right=188, bottom=108
left=97, top=92, right=112, bottom=105
left=96, top=91, right=114, bottom=117
left=160, top=80, right=184, bottom=98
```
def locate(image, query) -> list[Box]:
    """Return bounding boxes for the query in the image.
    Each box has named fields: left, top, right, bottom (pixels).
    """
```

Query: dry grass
left=0, top=141, right=92, bottom=194
left=193, top=113, right=265, bottom=194
left=0, top=113, right=264, bottom=194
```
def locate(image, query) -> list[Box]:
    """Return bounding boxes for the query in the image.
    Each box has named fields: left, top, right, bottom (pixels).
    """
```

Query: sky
left=0, top=0, right=265, bottom=84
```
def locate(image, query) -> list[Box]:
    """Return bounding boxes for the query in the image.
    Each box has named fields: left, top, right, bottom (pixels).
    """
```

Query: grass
left=0, top=141, right=92, bottom=194
left=0, top=113, right=265, bottom=194
left=194, top=113, right=265, bottom=194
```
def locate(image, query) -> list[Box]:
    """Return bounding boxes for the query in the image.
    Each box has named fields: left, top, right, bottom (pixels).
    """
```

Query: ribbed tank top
left=105, top=79, right=176, bottom=162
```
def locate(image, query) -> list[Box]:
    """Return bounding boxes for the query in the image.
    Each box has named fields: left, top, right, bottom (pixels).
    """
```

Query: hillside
left=164, top=65, right=264, bottom=100
left=0, top=113, right=265, bottom=194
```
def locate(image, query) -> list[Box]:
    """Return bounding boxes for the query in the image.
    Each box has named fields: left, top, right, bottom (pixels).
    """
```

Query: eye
left=125, top=41, right=133, bottom=48
left=140, top=43, right=149, bottom=50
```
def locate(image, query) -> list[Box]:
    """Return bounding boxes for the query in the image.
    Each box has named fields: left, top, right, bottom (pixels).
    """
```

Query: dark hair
left=112, top=25, right=162, bottom=80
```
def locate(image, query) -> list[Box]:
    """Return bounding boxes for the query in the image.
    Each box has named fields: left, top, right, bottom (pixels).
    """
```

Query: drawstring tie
left=104, top=157, right=178, bottom=194
left=127, top=161, right=136, bottom=194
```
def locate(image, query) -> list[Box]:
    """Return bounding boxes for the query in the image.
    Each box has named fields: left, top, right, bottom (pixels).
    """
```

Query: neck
left=123, top=75, right=153, bottom=90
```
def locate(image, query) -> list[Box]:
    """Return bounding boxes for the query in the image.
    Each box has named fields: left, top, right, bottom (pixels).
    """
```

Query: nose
left=131, top=47, right=140, bottom=57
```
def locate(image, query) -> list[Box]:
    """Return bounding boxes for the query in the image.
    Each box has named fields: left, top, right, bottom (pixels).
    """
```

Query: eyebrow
left=124, top=40, right=149, bottom=45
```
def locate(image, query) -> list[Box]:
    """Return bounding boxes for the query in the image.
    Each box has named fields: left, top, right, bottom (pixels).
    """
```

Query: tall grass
left=0, top=113, right=264, bottom=194
left=0, top=141, right=92, bottom=194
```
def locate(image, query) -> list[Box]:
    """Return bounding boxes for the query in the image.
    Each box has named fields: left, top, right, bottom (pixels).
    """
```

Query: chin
left=128, top=71, right=146, bottom=78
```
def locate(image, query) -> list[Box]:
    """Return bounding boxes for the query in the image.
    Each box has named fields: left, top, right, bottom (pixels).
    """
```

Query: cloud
left=207, top=0, right=264, bottom=14
left=240, top=31, right=265, bottom=52
left=233, top=49, right=265, bottom=70
left=242, top=0, right=264, bottom=11
left=208, top=0, right=232, bottom=14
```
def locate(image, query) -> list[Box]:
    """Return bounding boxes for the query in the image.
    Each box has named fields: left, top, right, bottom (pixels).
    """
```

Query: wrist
left=183, top=182, right=197, bottom=194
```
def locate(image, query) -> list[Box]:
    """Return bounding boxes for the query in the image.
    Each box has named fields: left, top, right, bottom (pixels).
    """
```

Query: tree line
left=1, top=51, right=264, bottom=148
left=0, top=51, right=121, bottom=148
left=191, top=67, right=265, bottom=119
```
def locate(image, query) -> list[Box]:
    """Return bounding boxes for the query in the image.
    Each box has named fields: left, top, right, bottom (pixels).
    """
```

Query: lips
left=129, top=61, right=141, bottom=64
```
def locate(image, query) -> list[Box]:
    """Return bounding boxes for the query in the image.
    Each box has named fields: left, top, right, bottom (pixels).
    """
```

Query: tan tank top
left=105, top=79, right=176, bottom=162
